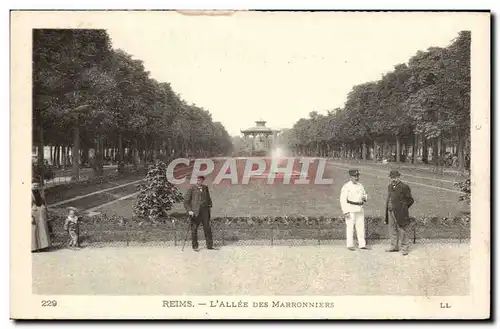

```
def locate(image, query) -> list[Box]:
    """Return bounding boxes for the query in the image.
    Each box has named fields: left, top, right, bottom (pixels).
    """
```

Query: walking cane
left=182, top=214, right=193, bottom=251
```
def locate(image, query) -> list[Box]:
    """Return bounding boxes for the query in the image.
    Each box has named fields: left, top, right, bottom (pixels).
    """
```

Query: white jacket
left=340, top=181, right=368, bottom=214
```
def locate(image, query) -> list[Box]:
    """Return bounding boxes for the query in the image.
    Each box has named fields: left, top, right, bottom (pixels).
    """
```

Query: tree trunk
left=56, top=145, right=60, bottom=168
left=396, top=136, right=401, bottom=163
left=62, top=146, right=66, bottom=170
left=162, top=140, right=167, bottom=157
left=437, top=134, right=443, bottom=159
left=458, top=130, right=465, bottom=171
left=52, top=145, right=56, bottom=167
left=81, top=143, right=89, bottom=169
left=49, top=145, right=55, bottom=165
left=118, top=133, right=124, bottom=173
left=72, top=125, right=80, bottom=181
left=99, top=136, right=104, bottom=174
left=422, top=135, right=428, bottom=164
left=183, top=141, right=188, bottom=158
left=52, top=145, right=56, bottom=165
left=362, top=141, right=367, bottom=160
left=143, top=138, right=149, bottom=169
left=133, top=138, right=140, bottom=170
left=383, top=139, right=389, bottom=159
left=118, top=133, right=124, bottom=162
left=36, top=124, right=44, bottom=186
left=405, top=140, right=411, bottom=163
left=94, top=134, right=104, bottom=177
left=65, top=147, right=69, bottom=167
left=166, top=139, right=171, bottom=158
left=412, top=134, right=417, bottom=164
left=153, top=140, right=158, bottom=162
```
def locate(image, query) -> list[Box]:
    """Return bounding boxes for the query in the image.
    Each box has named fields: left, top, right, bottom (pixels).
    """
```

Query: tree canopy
left=33, top=29, right=233, bottom=180
left=285, top=31, right=470, bottom=169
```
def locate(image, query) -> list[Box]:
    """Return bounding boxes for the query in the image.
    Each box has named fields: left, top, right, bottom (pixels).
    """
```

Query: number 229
left=41, top=300, right=57, bottom=307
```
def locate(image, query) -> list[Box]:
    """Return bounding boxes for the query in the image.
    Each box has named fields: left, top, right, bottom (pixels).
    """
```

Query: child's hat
left=67, top=206, right=78, bottom=211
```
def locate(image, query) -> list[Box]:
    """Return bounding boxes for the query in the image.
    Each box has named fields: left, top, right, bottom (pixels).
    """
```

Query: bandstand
left=240, top=120, right=280, bottom=155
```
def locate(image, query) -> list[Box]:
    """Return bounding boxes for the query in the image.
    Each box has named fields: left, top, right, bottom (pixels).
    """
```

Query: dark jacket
left=32, top=189, right=45, bottom=207
left=385, top=181, right=414, bottom=227
left=183, top=184, right=212, bottom=217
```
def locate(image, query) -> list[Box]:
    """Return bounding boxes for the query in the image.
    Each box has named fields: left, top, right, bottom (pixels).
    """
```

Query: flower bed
left=47, top=209, right=471, bottom=246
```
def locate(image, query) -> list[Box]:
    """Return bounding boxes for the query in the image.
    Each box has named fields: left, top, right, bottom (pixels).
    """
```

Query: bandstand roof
left=241, top=120, right=280, bottom=134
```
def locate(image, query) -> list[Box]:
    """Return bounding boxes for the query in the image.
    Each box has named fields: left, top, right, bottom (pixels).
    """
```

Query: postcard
left=10, top=10, right=490, bottom=319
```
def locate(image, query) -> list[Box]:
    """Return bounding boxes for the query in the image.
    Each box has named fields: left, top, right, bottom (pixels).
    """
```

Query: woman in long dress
left=31, top=182, right=51, bottom=252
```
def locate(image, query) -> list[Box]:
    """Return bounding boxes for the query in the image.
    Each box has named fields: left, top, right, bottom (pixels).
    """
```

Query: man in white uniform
left=340, top=169, right=369, bottom=251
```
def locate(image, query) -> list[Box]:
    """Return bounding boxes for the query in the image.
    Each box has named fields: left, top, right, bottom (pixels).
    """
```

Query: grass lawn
left=45, top=173, right=145, bottom=205
left=95, top=163, right=469, bottom=219
left=329, top=158, right=469, bottom=177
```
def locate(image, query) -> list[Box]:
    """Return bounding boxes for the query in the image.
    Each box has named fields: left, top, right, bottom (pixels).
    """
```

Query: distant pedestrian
left=64, top=207, right=81, bottom=249
left=340, top=169, right=369, bottom=251
left=385, top=170, right=415, bottom=256
left=183, top=176, right=215, bottom=251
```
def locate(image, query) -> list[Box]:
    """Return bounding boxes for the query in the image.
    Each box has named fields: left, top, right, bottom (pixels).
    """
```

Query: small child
left=64, top=207, right=80, bottom=249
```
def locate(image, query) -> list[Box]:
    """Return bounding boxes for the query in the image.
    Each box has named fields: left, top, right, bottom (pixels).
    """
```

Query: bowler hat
left=349, top=169, right=360, bottom=177
left=389, top=170, right=401, bottom=178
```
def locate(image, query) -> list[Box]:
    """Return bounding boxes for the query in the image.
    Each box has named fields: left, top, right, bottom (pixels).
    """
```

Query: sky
left=91, top=11, right=474, bottom=136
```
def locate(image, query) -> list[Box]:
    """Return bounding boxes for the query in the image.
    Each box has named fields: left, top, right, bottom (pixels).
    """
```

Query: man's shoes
left=193, top=247, right=200, bottom=252
left=207, top=247, right=218, bottom=250
left=359, top=246, right=370, bottom=250
left=347, top=247, right=356, bottom=251
left=401, top=250, right=409, bottom=256
left=385, top=248, right=399, bottom=252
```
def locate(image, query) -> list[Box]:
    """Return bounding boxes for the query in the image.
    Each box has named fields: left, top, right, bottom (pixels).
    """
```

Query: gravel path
left=33, top=243, right=469, bottom=296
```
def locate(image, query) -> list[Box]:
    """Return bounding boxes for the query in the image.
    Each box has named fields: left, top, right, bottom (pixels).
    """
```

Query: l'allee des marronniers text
left=162, top=300, right=336, bottom=308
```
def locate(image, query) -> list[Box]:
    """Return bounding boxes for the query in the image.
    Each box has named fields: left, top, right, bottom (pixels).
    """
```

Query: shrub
left=133, top=161, right=184, bottom=223
left=454, top=178, right=471, bottom=205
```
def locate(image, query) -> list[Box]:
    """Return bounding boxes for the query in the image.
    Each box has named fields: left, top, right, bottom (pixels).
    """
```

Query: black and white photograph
left=10, top=10, right=490, bottom=319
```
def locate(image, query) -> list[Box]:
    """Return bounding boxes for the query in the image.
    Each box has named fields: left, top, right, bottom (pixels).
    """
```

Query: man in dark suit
left=385, top=170, right=415, bottom=256
left=183, top=176, right=215, bottom=251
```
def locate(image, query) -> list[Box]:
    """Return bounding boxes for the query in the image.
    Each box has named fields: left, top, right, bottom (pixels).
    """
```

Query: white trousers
left=346, top=212, right=366, bottom=248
